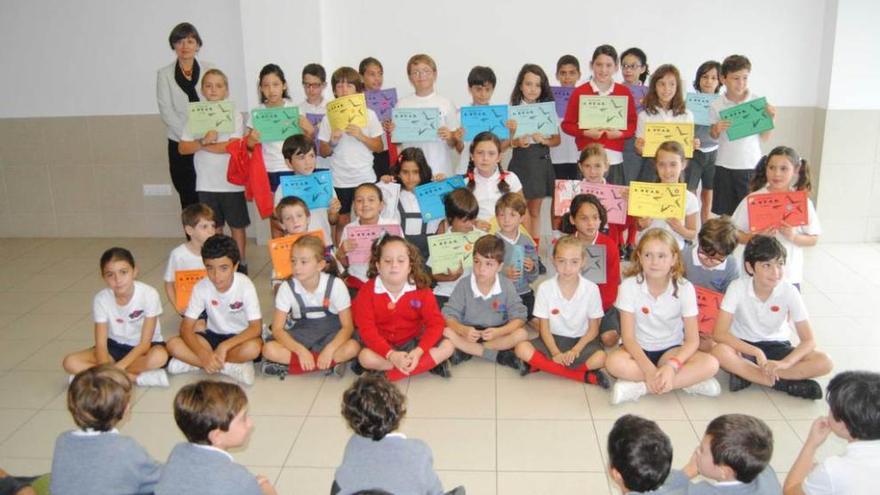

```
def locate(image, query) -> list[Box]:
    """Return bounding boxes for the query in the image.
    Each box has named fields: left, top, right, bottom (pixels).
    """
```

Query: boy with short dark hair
left=155, top=380, right=277, bottom=495
left=551, top=54, right=582, bottom=181
left=50, top=365, right=161, bottom=495
left=166, top=234, right=263, bottom=385
left=784, top=371, right=880, bottom=495
left=299, top=63, right=330, bottom=170
left=684, top=414, right=781, bottom=494
left=683, top=216, right=741, bottom=294
left=164, top=203, right=215, bottom=308
left=454, top=65, right=501, bottom=175
left=607, top=414, right=688, bottom=494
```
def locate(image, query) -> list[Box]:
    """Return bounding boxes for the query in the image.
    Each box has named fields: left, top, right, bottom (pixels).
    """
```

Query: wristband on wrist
left=666, top=357, right=683, bottom=371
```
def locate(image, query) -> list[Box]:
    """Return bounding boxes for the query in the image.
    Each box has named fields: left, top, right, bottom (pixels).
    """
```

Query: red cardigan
left=353, top=278, right=445, bottom=358
left=594, top=232, right=621, bottom=311
left=560, top=82, right=637, bottom=152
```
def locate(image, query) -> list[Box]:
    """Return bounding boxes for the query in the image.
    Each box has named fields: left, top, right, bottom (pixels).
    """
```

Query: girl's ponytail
left=795, top=158, right=812, bottom=192
left=497, top=166, right=511, bottom=193
left=749, top=154, right=769, bottom=192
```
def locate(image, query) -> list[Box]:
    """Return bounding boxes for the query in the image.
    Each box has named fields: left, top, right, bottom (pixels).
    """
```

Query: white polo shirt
left=720, top=277, right=808, bottom=342
left=709, top=91, right=764, bottom=171
left=636, top=190, right=701, bottom=249
left=731, top=186, right=821, bottom=285
left=275, top=272, right=350, bottom=319
left=395, top=92, right=459, bottom=177
left=472, top=169, right=523, bottom=220
left=470, top=273, right=502, bottom=300
left=163, top=243, right=204, bottom=282
left=615, top=276, right=698, bottom=351
left=534, top=275, right=604, bottom=338
left=184, top=272, right=261, bottom=335
left=803, top=440, right=880, bottom=495
left=373, top=277, right=417, bottom=303
left=93, top=281, right=163, bottom=346
left=318, top=107, right=383, bottom=188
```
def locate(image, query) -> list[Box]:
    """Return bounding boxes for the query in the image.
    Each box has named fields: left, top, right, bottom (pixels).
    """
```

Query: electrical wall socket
left=143, top=184, right=173, bottom=196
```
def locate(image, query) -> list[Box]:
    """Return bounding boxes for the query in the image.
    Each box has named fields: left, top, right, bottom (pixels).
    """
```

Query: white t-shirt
left=298, top=99, right=330, bottom=170
left=184, top=272, right=261, bottom=335
left=392, top=189, right=441, bottom=236
left=274, top=272, right=350, bottom=319
left=533, top=275, right=604, bottom=338
left=709, top=91, right=764, bottom=171
left=720, top=277, right=808, bottom=342
left=318, top=107, right=383, bottom=188
left=273, top=185, right=335, bottom=245
left=395, top=92, right=459, bottom=177
left=550, top=130, right=580, bottom=165
left=635, top=108, right=695, bottom=139
left=180, top=110, right=244, bottom=192
left=636, top=189, right=701, bottom=249
left=246, top=99, right=298, bottom=173
left=341, top=217, right=397, bottom=282
left=163, top=243, right=204, bottom=282
left=731, top=186, right=821, bottom=284
left=803, top=440, right=880, bottom=495
left=615, top=276, right=698, bottom=351
left=93, top=281, right=163, bottom=346
left=472, top=169, right=523, bottom=220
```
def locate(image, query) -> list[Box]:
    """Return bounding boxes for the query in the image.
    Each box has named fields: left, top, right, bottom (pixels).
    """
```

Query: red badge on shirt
left=770, top=305, right=780, bottom=312
left=115, top=318, right=124, bottom=324
left=641, top=306, right=650, bottom=314
left=211, top=299, right=219, bottom=306
left=551, top=308, right=560, bottom=315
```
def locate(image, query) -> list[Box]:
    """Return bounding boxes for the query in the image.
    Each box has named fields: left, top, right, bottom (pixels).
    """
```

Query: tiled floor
left=0, top=237, right=876, bottom=494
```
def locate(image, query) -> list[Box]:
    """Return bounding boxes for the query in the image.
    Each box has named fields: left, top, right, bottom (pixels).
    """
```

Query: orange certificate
left=695, top=286, right=723, bottom=335
left=268, top=230, right=325, bottom=279
left=175, top=269, right=207, bottom=313
left=746, top=190, right=808, bottom=232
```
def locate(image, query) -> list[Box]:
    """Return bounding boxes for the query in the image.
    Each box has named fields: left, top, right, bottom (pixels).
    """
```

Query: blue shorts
left=198, top=330, right=236, bottom=350
left=105, top=339, right=165, bottom=362
left=268, top=171, right=296, bottom=193
left=642, top=345, right=679, bottom=366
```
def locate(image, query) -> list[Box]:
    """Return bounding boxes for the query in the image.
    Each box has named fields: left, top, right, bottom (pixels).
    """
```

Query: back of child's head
left=621, top=47, right=649, bottom=83
left=393, top=147, right=433, bottom=185
left=358, top=56, right=382, bottom=75
left=644, top=64, right=685, bottom=115
left=467, top=66, right=496, bottom=88
left=367, top=235, right=432, bottom=289
left=561, top=193, right=607, bottom=235
left=510, top=63, right=553, bottom=105
left=694, top=60, right=722, bottom=92
left=826, top=371, right=880, bottom=441
left=67, top=364, right=132, bottom=432
left=591, top=44, right=618, bottom=64
left=444, top=187, right=479, bottom=223
left=181, top=203, right=215, bottom=228
left=556, top=54, right=580, bottom=73
left=201, top=234, right=240, bottom=265
left=302, top=62, right=326, bottom=82
left=174, top=379, right=248, bottom=445
left=553, top=234, right=585, bottom=258
left=743, top=235, right=786, bottom=274
left=721, top=55, right=751, bottom=76
left=331, top=66, right=365, bottom=93
left=293, top=234, right=338, bottom=275
left=495, top=191, right=526, bottom=217
left=466, top=132, right=510, bottom=193
left=258, top=63, right=290, bottom=102
left=282, top=134, right=316, bottom=161
left=607, top=414, right=672, bottom=493
left=705, top=414, right=773, bottom=483
left=624, top=229, right=686, bottom=292
left=100, top=246, right=135, bottom=272
left=342, top=375, right=406, bottom=441
left=750, top=145, right=811, bottom=192
left=406, top=53, right=437, bottom=74
left=474, top=234, right=505, bottom=264
left=698, top=216, right=738, bottom=258
left=168, top=22, right=202, bottom=49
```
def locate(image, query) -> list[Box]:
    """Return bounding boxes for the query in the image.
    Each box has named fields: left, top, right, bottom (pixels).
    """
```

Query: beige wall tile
left=98, top=212, right=146, bottom=237
left=815, top=163, right=874, bottom=217
left=0, top=165, right=8, bottom=215
left=811, top=109, right=827, bottom=193
left=0, top=118, right=48, bottom=166
left=821, top=110, right=880, bottom=166
left=49, top=165, right=99, bottom=213
left=866, top=217, right=880, bottom=242
left=5, top=212, right=57, bottom=237
left=87, top=115, right=139, bottom=166
left=134, top=114, right=170, bottom=165
left=0, top=213, right=9, bottom=236
left=766, top=107, right=817, bottom=163
left=141, top=161, right=181, bottom=215
left=4, top=164, right=54, bottom=214
left=815, top=215, right=867, bottom=243
left=55, top=213, right=104, bottom=237
left=42, top=117, right=94, bottom=166
left=143, top=213, right=184, bottom=237
left=94, top=165, right=144, bottom=212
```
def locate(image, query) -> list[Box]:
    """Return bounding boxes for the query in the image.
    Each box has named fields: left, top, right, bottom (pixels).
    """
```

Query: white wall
left=826, top=0, right=880, bottom=109
left=0, top=0, right=248, bottom=118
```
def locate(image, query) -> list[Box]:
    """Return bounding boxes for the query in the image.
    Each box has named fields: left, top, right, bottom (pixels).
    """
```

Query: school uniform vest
left=284, top=276, right=341, bottom=347
left=397, top=201, right=430, bottom=262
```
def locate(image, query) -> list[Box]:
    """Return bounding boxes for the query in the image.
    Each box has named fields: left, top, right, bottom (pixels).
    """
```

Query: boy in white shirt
left=711, top=235, right=832, bottom=399
left=166, top=235, right=263, bottom=386
left=298, top=63, right=330, bottom=170
left=163, top=203, right=215, bottom=309
left=785, top=371, right=880, bottom=495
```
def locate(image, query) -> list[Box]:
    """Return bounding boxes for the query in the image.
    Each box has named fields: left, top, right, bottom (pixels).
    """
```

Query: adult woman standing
left=156, top=22, right=213, bottom=209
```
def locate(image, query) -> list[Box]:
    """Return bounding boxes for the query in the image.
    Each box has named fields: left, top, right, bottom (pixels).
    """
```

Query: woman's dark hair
left=621, top=47, right=649, bottom=83
left=561, top=194, right=607, bottom=234
left=509, top=64, right=554, bottom=105
left=591, top=44, right=618, bottom=64
left=693, top=60, right=722, bottom=93
left=342, top=375, right=406, bottom=441
left=100, top=247, right=135, bottom=272
left=168, top=22, right=202, bottom=50
left=393, top=147, right=433, bottom=187
left=258, top=63, right=290, bottom=103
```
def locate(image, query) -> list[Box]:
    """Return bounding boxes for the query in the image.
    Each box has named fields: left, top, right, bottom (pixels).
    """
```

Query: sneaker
left=611, top=380, right=647, bottom=405
left=167, top=358, right=199, bottom=375
left=428, top=360, right=452, bottom=378
left=350, top=360, right=366, bottom=376
left=520, top=362, right=536, bottom=377
left=773, top=379, right=823, bottom=400
left=261, top=361, right=288, bottom=379
left=222, top=362, right=255, bottom=386
left=328, top=361, right=348, bottom=378
left=683, top=378, right=722, bottom=397
left=496, top=350, right=527, bottom=373
left=585, top=369, right=611, bottom=389
left=136, top=369, right=170, bottom=388
left=728, top=373, right=752, bottom=392
left=448, top=349, right=472, bottom=366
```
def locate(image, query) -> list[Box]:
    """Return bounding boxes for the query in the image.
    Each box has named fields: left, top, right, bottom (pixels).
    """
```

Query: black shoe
left=729, top=373, right=752, bottom=392
left=585, top=369, right=611, bottom=389
left=429, top=360, right=452, bottom=378
left=496, top=350, right=527, bottom=373
left=538, top=258, right=547, bottom=275
left=520, top=361, right=535, bottom=377
left=261, top=361, right=287, bottom=379
left=773, top=379, right=823, bottom=400
left=237, top=262, right=249, bottom=275
left=448, top=350, right=472, bottom=366
left=350, top=360, right=366, bottom=376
